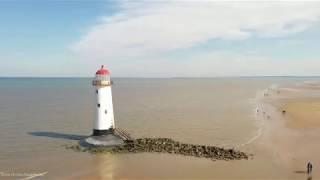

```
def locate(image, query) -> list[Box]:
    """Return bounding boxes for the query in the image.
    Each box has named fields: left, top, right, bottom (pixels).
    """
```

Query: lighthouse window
left=105, top=110, right=107, bottom=114
left=97, top=104, right=100, bottom=108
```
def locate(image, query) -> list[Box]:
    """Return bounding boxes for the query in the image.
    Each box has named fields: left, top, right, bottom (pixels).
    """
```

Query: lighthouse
left=85, top=65, right=124, bottom=146
left=92, top=65, right=115, bottom=136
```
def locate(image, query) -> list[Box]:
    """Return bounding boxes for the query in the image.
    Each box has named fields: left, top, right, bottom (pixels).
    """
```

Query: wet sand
left=256, top=82, right=320, bottom=179
left=283, top=99, right=320, bottom=128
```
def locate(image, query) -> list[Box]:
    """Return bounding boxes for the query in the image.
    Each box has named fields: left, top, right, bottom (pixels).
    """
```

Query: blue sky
left=1, top=1, right=320, bottom=77
left=0, top=0, right=117, bottom=76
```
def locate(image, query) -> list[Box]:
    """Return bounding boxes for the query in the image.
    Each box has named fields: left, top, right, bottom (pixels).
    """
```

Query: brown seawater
left=0, top=77, right=315, bottom=179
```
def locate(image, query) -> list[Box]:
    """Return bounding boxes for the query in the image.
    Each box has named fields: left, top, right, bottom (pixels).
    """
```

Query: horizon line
left=1, top=76, right=320, bottom=79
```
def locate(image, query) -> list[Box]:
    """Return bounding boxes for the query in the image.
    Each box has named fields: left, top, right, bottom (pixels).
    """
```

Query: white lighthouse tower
left=85, top=65, right=123, bottom=146
left=92, top=65, right=115, bottom=136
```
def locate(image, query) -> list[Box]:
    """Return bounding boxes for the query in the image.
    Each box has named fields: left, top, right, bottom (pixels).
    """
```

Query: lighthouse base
left=92, top=129, right=113, bottom=136
left=84, top=133, right=124, bottom=147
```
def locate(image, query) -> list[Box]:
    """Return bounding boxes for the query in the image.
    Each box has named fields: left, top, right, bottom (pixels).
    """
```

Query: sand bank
left=283, top=99, right=320, bottom=128
left=255, top=83, right=320, bottom=179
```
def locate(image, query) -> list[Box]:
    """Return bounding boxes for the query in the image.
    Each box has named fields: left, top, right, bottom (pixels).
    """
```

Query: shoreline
left=255, top=82, right=320, bottom=179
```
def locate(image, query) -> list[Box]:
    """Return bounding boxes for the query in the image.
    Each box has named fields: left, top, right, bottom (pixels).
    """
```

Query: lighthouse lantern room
left=92, top=65, right=115, bottom=136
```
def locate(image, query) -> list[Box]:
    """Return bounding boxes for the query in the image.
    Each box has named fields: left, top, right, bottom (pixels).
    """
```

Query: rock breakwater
left=66, top=138, right=250, bottom=161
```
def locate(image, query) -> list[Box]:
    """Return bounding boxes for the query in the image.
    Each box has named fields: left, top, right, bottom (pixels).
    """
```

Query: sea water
left=0, top=77, right=314, bottom=179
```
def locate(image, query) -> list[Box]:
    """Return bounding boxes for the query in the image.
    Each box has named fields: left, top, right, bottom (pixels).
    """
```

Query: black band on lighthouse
left=93, top=129, right=114, bottom=136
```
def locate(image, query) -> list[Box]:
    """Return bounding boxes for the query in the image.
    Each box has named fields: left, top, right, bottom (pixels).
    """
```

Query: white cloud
left=72, top=1, right=320, bottom=58
left=108, top=51, right=320, bottom=77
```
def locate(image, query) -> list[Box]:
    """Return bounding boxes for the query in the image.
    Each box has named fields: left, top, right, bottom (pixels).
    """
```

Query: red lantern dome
left=95, top=65, right=110, bottom=75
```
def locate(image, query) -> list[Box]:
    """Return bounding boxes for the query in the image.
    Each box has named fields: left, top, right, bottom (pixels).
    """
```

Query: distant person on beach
left=307, top=162, right=313, bottom=175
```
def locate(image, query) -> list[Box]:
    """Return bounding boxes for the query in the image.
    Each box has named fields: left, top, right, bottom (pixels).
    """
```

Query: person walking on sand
left=307, top=162, right=313, bottom=175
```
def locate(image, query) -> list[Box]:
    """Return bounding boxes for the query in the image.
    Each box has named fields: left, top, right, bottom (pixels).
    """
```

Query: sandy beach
left=255, top=81, right=320, bottom=179
left=283, top=99, right=320, bottom=128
